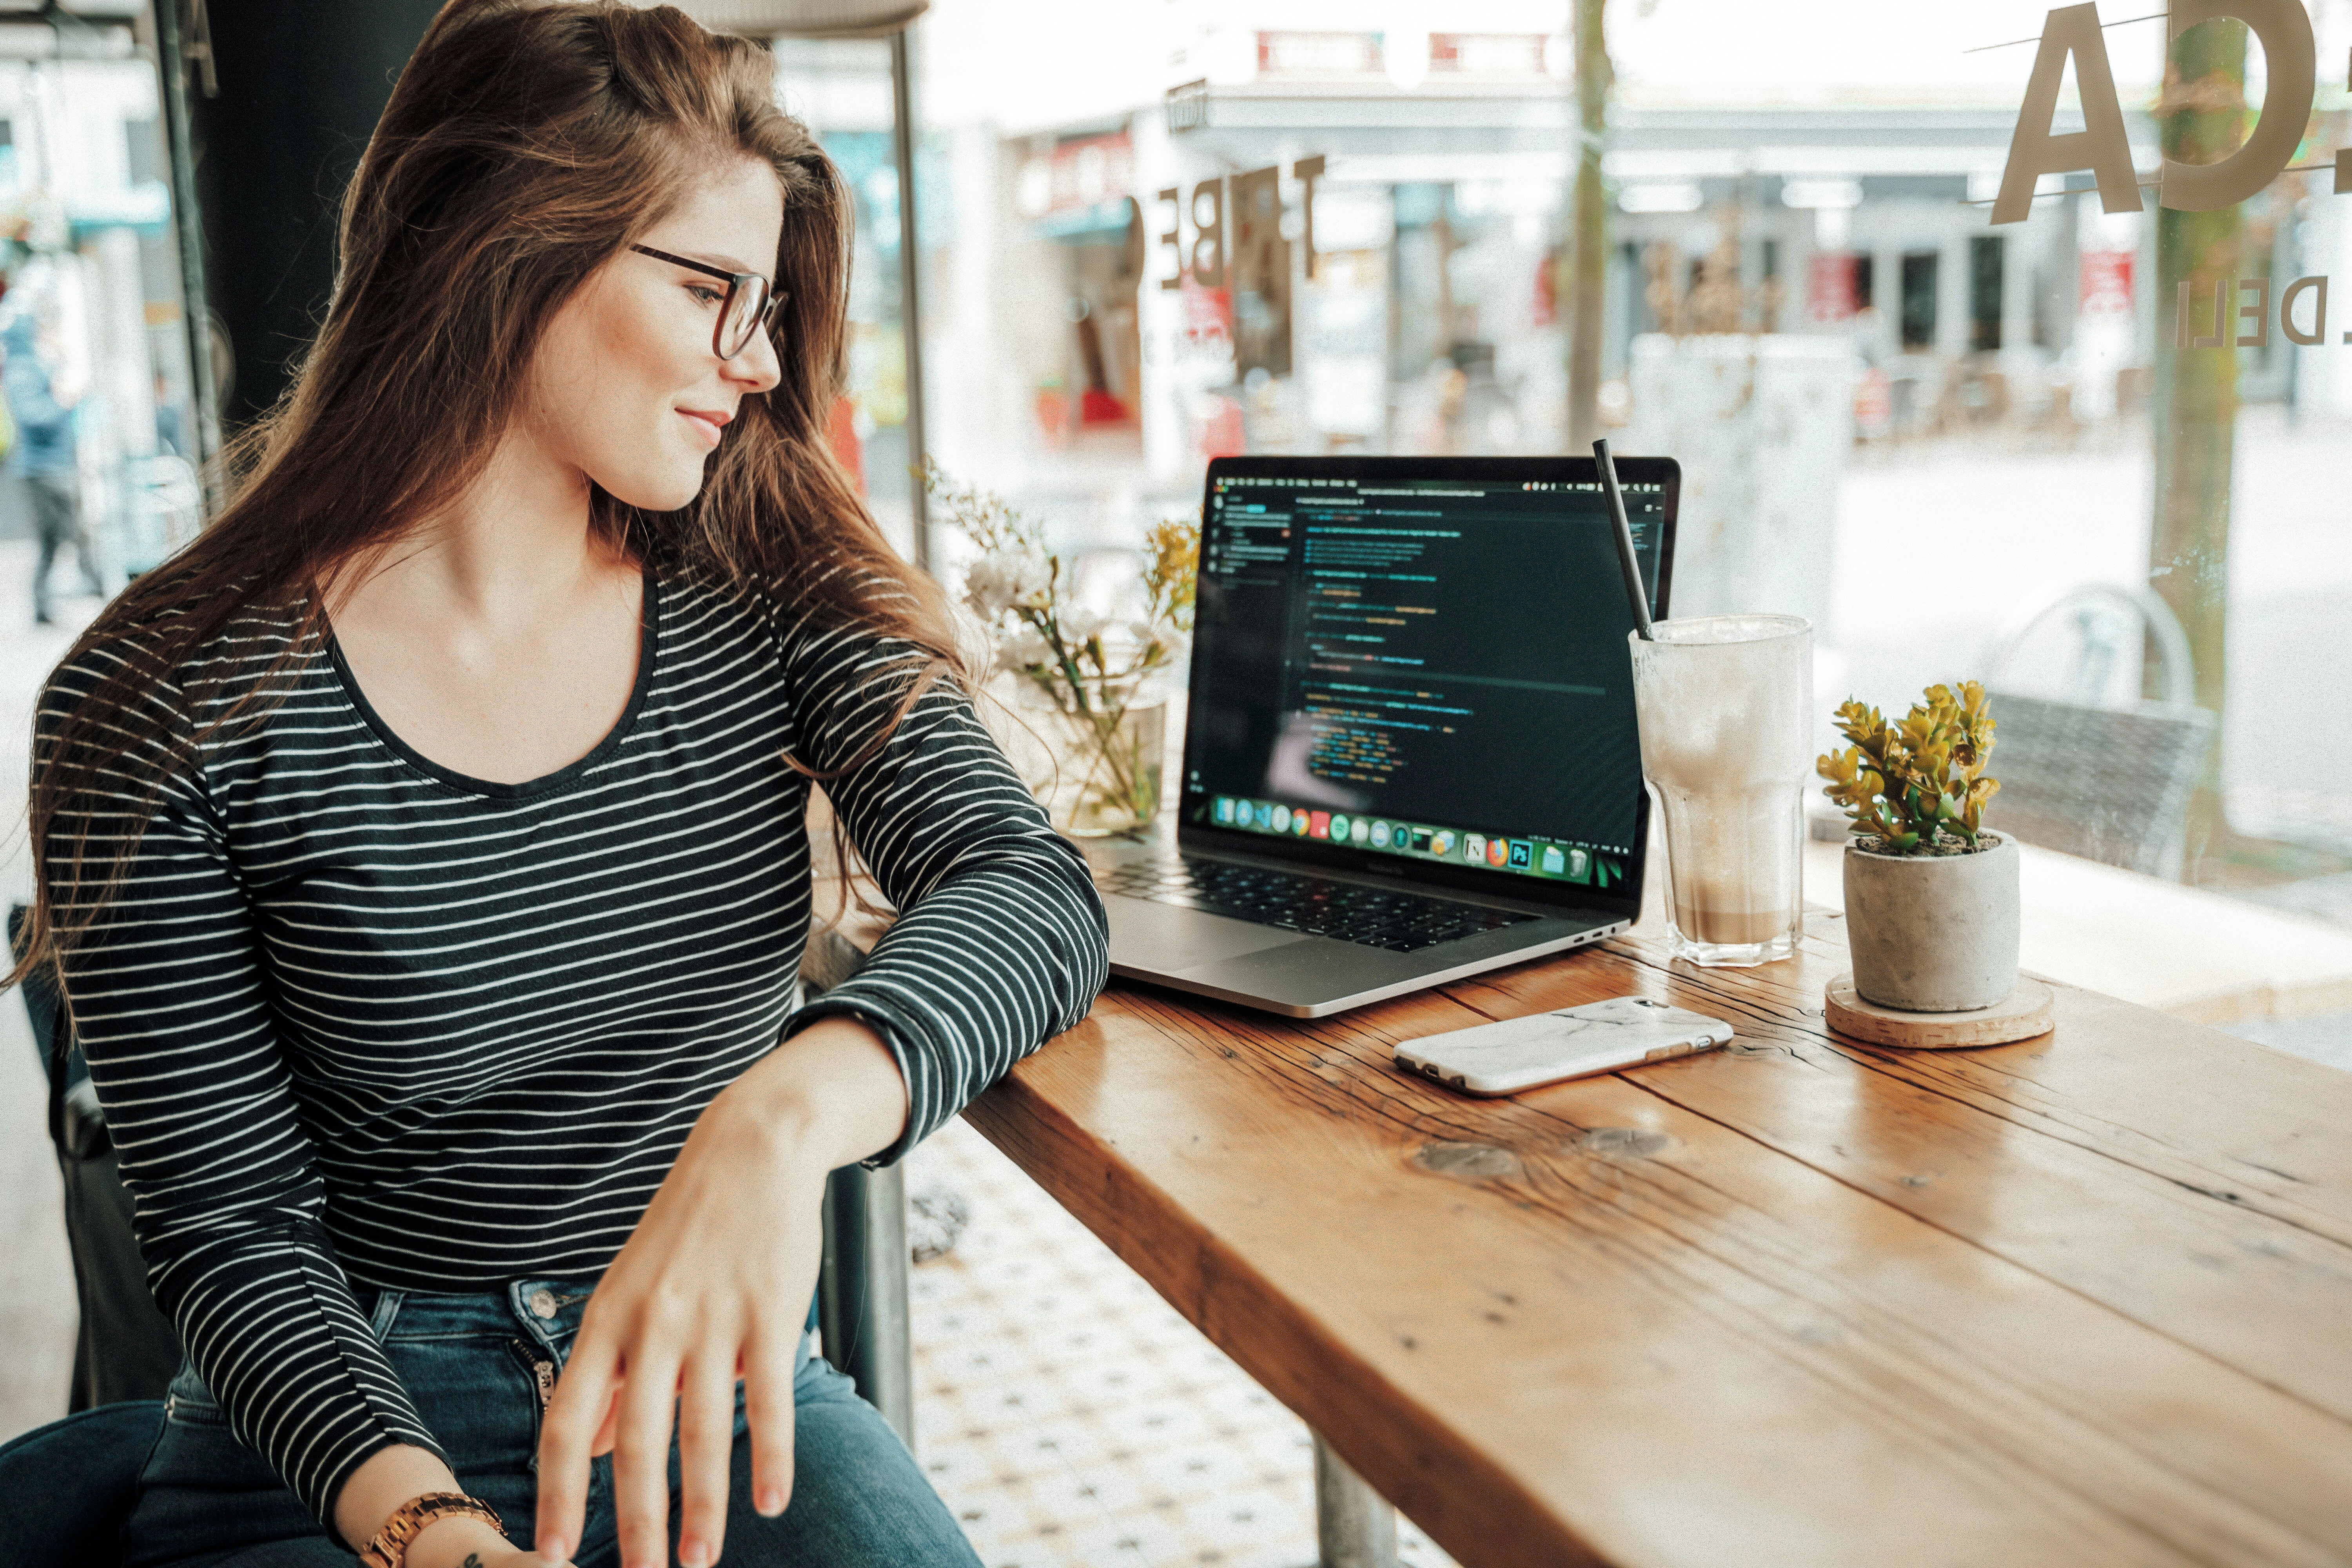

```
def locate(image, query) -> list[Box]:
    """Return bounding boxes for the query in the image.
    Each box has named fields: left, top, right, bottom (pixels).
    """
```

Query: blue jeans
left=118, top=1278, right=980, bottom=1568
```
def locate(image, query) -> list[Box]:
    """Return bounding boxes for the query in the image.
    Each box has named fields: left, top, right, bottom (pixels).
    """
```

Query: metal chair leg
left=1314, top=1430, right=1399, bottom=1568
left=817, top=1160, right=916, bottom=1452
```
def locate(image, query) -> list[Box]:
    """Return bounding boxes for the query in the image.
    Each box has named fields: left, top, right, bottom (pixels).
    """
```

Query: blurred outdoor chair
left=1948, top=361, right=2009, bottom=428
left=1886, top=355, right=1944, bottom=439
left=2042, top=378, right=2080, bottom=445
left=2115, top=364, right=2155, bottom=417
left=1984, top=584, right=2216, bottom=879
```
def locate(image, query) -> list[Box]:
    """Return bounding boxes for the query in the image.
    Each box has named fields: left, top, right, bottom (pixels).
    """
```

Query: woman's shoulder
left=664, top=548, right=921, bottom=653
left=40, top=592, right=319, bottom=738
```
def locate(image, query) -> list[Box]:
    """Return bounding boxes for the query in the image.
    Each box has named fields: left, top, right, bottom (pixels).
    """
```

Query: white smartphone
left=1392, top=996, right=1735, bottom=1096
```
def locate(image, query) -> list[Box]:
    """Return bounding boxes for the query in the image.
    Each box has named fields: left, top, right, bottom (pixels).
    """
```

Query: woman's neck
left=330, top=425, right=628, bottom=628
left=319, top=423, right=650, bottom=787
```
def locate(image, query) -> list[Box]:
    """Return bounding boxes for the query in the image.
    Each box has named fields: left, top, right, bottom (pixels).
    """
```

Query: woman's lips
left=679, top=408, right=728, bottom=448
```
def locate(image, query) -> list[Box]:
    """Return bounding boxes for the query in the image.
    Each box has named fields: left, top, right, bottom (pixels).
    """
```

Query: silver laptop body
left=1093, top=454, right=1680, bottom=1018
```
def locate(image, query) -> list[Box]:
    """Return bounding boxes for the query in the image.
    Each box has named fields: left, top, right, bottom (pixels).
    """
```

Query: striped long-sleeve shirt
left=39, top=559, right=1109, bottom=1525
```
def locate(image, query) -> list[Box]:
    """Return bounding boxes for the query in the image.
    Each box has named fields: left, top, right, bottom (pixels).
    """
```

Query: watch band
left=358, top=1491, right=506, bottom=1568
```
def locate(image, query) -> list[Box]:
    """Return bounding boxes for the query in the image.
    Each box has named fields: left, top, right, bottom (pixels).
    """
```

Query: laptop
left=1089, top=453, right=1679, bottom=1018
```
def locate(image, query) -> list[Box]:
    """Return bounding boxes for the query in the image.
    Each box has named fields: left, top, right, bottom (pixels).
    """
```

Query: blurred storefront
left=898, top=0, right=2352, bottom=939
left=0, top=7, right=198, bottom=583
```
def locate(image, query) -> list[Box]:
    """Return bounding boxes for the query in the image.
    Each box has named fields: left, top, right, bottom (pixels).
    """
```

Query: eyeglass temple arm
left=629, top=243, right=739, bottom=285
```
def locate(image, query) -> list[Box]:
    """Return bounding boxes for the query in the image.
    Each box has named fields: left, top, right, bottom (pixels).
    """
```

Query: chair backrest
left=0, top=1399, right=163, bottom=1567
left=12, top=904, right=185, bottom=1409
left=7, top=904, right=74, bottom=1152
left=1984, top=581, right=2197, bottom=711
left=1983, top=690, right=2215, bottom=877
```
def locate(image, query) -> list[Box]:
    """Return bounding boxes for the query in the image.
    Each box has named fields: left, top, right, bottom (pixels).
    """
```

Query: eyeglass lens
left=719, top=276, right=774, bottom=360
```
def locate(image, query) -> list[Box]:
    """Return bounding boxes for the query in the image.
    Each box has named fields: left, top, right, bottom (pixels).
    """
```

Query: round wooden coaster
left=1824, top=973, right=2055, bottom=1050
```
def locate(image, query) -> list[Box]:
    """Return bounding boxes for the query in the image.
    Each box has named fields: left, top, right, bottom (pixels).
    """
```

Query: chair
left=0, top=1400, right=163, bottom=1566
left=802, top=923, right=916, bottom=1449
left=10, top=906, right=181, bottom=1412
left=1983, top=585, right=2217, bottom=878
left=1975, top=692, right=2215, bottom=877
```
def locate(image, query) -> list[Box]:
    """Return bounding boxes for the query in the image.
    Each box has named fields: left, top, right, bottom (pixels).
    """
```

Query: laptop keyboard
left=1097, top=858, right=1536, bottom=953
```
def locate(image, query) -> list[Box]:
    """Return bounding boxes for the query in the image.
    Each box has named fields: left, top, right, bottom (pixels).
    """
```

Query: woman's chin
left=604, top=469, right=708, bottom=514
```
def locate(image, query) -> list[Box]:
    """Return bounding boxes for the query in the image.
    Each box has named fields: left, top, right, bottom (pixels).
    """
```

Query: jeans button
left=529, top=1288, right=559, bottom=1319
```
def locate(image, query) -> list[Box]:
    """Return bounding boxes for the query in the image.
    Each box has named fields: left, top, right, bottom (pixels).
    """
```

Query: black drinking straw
left=1593, top=438, right=1655, bottom=641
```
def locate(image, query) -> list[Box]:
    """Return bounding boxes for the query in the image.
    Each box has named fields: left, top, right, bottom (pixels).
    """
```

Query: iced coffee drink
left=1628, top=615, right=1812, bottom=967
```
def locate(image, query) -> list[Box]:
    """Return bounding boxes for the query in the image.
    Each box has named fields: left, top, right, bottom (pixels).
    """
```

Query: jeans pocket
left=162, top=1360, right=228, bottom=1429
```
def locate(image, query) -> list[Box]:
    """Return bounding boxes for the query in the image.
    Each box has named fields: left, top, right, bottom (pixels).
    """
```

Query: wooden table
left=935, top=894, right=2352, bottom=1567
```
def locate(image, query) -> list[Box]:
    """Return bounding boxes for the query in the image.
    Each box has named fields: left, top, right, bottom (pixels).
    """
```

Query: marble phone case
left=1393, top=997, right=1735, bottom=1096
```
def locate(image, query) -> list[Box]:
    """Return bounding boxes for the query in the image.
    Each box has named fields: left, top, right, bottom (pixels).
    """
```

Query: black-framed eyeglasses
left=629, top=243, right=785, bottom=361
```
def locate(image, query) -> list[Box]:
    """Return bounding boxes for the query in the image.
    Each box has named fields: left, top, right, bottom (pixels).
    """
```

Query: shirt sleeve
left=775, top=605, right=1110, bottom=1165
left=38, top=652, right=450, bottom=1533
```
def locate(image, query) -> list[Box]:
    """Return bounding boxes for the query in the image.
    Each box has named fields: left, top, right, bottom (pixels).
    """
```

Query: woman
left=20, top=4, right=1107, bottom=1566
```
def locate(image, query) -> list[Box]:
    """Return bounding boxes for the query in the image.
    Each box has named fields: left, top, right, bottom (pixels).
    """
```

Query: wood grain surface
left=946, top=896, right=2352, bottom=1568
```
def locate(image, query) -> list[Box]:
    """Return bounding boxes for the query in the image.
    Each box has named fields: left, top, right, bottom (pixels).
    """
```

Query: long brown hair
left=17, top=0, right=956, bottom=981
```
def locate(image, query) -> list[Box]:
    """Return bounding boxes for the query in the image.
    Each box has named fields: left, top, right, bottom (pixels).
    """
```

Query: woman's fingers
left=612, top=1346, right=684, bottom=1568
left=675, top=1354, right=736, bottom=1568
left=535, top=1329, right=620, bottom=1566
left=741, top=1323, right=799, bottom=1519
left=589, top=1377, right=623, bottom=1459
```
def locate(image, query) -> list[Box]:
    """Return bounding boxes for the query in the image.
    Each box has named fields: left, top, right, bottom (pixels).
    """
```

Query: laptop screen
left=1178, top=456, right=1675, bottom=909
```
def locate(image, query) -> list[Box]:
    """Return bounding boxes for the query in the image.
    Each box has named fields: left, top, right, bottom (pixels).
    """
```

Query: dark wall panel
left=189, top=0, right=442, bottom=428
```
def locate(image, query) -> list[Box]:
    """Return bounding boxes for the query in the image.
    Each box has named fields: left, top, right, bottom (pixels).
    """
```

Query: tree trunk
left=2150, top=19, right=2245, bottom=881
left=1565, top=0, right=1612, bottom=452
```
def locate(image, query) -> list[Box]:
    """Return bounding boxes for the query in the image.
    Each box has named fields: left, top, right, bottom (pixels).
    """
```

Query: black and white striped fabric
left=39, top=560, right=1108, bottom=1525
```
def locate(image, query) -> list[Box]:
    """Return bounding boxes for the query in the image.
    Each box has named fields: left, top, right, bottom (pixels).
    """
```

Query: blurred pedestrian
left=154, top=370, right=186, bottom=458
left=4, top=311, right=103, bottom=622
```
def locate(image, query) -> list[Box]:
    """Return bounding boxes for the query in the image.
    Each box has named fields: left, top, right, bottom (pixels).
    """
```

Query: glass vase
left=1014, top=675, right=1166, bottom=838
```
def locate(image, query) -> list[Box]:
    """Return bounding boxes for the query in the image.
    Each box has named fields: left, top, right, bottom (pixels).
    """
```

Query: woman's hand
left=532, top=1015, right=908, bottom=1568
left=407, top=1515, right=573, bottom=1568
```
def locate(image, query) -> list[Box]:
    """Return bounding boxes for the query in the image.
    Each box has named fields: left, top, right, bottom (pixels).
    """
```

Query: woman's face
left=523, top=157, right=786, bottom=512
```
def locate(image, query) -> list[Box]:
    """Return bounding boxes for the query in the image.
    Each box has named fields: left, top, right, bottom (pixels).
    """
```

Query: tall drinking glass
left=1628, top=615, right=1813, bottom=967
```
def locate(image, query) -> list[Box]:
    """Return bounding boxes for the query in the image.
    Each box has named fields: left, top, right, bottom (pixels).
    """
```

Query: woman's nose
left=724, top=323, right=783, bottom=394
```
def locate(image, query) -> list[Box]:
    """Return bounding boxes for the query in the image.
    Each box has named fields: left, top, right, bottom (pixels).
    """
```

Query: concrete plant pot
left=1842, top=832, right=2020, bottom=1012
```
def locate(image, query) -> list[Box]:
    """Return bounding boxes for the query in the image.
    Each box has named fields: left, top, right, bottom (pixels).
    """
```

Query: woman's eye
left=688, top=285, right=725, bottom=307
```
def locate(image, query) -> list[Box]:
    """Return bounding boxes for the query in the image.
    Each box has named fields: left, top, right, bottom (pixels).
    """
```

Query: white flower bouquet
left=927, top=463, right=1197, bottom=836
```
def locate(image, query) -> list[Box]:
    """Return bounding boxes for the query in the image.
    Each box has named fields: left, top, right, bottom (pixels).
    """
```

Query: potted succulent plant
left=1815, top=682, right=2017, bottom=1012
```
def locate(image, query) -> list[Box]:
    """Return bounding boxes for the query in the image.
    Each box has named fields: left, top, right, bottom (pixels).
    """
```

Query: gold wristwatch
left=358, top=1491, right=506, bottom=1568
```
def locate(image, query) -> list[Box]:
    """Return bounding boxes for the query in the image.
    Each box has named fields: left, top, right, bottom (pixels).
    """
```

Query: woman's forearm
left=719, top=1013, right=908, bottom=1170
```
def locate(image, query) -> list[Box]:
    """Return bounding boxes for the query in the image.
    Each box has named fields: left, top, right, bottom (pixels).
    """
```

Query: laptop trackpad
left=1105, top=895, right=1307, bottom=971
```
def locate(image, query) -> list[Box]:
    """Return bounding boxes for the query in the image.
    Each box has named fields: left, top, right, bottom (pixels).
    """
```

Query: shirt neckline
left=323, top=561, right=662, bottom=802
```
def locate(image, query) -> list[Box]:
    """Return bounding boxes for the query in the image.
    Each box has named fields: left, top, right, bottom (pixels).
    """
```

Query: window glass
left=776, top=36, right=928, bottom=556
left=0, top=54, right=196, bottom=581
left=902, top=0, right=2352, bottom=1052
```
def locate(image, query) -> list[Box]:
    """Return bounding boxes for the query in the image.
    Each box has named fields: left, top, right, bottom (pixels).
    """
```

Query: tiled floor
left=902, top=1118, right=1457, bottom=1568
